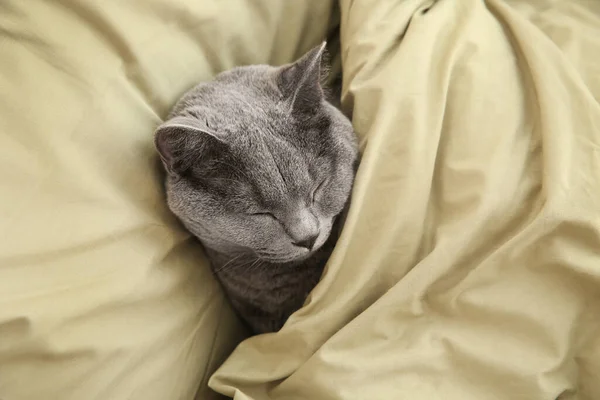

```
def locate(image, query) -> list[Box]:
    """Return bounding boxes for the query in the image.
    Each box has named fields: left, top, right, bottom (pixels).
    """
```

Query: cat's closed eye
left=311, top=179, right=327, bottom=203
left=249, top=211, right=277, bottom=220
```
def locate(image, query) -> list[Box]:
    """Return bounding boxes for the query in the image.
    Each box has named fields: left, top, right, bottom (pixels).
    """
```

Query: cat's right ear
left=154, top=115, right=224, bottom=176
left=276, top=41, right=328, bottom=115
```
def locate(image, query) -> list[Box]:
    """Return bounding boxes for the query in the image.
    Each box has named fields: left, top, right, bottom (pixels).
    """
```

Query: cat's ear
left=154, top=115, right=225, bottom=176
left=277, top=41, right=328, bottom=114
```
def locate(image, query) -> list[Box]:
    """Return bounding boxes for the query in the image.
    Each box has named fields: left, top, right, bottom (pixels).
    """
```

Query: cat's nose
left=293, top=233, right=318, bottom=250
left=286, top=208, right=320, bottom=250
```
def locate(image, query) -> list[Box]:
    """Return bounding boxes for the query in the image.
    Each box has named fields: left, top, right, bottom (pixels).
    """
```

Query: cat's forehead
left=192, top=69, right=330, bottom=144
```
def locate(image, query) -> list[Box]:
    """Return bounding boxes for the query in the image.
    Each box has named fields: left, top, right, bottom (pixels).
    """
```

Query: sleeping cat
left=154, top=42, right=358, bottom=334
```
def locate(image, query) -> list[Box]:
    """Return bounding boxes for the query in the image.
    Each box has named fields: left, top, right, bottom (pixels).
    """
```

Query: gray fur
left=154, top=43, right=358, bottom=334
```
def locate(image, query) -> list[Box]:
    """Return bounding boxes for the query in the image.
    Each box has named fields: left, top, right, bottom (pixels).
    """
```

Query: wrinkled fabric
left=210, top=0, right=600, bottom=399
left=0, top=1, right=335, bottom=399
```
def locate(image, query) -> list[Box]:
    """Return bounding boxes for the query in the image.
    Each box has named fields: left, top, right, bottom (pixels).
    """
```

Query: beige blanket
left=2, top=0, right=600, bottom=399
left=210, top=1, right=600, bottom=399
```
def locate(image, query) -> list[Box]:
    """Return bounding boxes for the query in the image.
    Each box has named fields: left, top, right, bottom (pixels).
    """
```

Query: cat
left=154, top=42, right=358, bottom=334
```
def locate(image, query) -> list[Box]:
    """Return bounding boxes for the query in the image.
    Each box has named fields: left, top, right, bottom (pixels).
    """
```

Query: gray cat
left=154, top=42, right=358, bottom=334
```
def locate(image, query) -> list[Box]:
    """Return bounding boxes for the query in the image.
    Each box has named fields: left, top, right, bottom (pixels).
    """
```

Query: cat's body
left=154, top=43, right=358, bottom=334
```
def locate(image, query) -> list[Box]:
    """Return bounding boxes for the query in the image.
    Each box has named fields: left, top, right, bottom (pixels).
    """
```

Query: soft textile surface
left=0, top=1, right=335, bottom=399
left=210, top=0, right=600, bottom=399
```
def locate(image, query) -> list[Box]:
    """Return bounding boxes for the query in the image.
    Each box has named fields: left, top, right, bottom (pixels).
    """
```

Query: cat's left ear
left=277, top=41, right=328, bottom=114
left=154, top=115, right=226, bottom=176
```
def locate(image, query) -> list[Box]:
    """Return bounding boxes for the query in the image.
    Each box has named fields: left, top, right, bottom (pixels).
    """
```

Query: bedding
left=209, top=0, right=600, bottom=399
left=2, top=0, right=600, bottom=399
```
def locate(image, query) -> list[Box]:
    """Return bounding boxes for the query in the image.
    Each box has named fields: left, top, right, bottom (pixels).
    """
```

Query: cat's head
left=155, top=43, right=358, bottom=264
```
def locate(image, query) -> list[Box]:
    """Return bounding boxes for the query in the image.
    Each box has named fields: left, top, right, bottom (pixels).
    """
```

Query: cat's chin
left=259, top=246, right=323, bottom=265
left=276, top=252, right=313, bottom=265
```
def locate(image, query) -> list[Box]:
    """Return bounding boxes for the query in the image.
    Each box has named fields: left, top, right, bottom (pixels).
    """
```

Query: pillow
left=0, top=1, right=336, bottom=399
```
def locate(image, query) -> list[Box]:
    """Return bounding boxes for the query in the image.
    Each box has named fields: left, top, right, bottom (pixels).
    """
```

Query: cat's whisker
left=227, top=257, right=257, bottom=272
left=256, top=253, right=284, bottom=262
left=214, top=254, right=243, bottom=273
left=247, top=259, right=264, bottom=273
left=255, top=249, right=301, bottom=264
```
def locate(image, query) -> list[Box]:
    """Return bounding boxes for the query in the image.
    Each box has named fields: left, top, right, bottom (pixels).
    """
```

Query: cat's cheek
left=315, top=198, right=344, bottom=218
left=245, top=219, right=288, bottom=251
left=314, top=218, right=334, bottom=249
